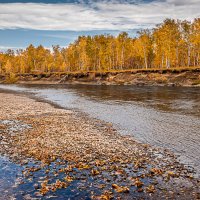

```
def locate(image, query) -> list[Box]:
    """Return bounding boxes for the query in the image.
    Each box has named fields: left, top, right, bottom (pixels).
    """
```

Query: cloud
left=0, top=0, right=199, bottom=31
left=0, top=45, right=67, bottom=52
left=0, top=45, right=25, bottom=51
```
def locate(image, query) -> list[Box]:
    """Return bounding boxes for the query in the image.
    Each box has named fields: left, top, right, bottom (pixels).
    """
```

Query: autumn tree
left=0, top=18, right=199, bottom=75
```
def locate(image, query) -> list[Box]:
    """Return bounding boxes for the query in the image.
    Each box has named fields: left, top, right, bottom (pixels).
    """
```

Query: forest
left=0, top=18, right=200, bottom=75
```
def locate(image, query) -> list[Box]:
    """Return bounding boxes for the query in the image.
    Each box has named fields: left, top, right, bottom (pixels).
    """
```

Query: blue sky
left=0, top=0, right=199, bottom=51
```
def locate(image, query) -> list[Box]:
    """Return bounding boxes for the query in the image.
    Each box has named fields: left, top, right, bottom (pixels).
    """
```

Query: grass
left=1, top=66, right=200, bottom=78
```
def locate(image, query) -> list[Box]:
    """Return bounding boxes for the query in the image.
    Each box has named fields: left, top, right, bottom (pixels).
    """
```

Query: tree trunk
left=143, top=46, right=148, bottom=69
left=187, top=46, right=191, bottom=66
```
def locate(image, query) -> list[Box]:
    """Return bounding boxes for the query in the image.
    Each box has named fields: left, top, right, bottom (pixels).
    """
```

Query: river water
left=0, top=84, right=200, bottom=174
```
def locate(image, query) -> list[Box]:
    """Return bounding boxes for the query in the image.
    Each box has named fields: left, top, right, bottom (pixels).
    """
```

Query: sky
left=0, top=0, right=200, bottom=51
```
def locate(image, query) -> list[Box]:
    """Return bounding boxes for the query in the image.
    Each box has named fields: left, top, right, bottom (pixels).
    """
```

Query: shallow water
left=0, top=157, right=103, bottom=199
left=0, top=84, right=200, bottom=173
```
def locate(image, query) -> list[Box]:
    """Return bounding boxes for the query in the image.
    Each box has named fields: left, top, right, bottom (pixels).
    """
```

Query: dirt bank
left=1, top=68, right=200, bottom=86
left=0, top=92, right=199, bottom=199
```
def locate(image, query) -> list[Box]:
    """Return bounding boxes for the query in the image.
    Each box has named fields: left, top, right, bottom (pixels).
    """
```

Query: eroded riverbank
left=1, top=69, right=200, bottom=87
left=0, top=92, right=200, bottom=199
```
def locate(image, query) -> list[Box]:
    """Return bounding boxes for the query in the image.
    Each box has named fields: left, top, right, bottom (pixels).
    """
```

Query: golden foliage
left=0, top=18, right=199, bottom=75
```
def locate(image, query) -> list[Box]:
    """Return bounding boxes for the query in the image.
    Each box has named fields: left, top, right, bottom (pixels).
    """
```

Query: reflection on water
left=0, top=157, right=101, bottom=199
left=0, top=84, right=200, bottom=173
left=7, top=84, right=199, bottom=116
left=0, top=157, right=21, bottom=199
left=68, top=85, right=200, bottom=117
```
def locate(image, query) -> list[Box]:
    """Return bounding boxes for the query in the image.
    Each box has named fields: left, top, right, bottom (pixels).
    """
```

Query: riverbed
left=0, top=84, right=200, bottom=199
left=0, top=84, right=199, bottom=174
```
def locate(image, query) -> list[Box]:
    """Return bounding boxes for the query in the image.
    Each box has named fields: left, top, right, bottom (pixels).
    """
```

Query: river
left=0, top=84, right=200, bottom=175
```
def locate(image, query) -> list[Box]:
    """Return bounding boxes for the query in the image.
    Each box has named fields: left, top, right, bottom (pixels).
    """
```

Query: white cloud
left=0, top=45, right=67, bottom=52
left=0, top=45, right=25, bottom=49
left=0, top=46, right=25, bottom=52
left=0, top=1, right=199, bottom=31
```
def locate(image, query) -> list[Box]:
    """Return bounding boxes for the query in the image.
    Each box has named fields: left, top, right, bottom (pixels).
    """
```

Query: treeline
left=0, top=18, right=200, bottom=74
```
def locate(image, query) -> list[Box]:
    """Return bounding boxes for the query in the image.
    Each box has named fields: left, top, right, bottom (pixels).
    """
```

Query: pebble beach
left=0, top=91, right=199, bottom=199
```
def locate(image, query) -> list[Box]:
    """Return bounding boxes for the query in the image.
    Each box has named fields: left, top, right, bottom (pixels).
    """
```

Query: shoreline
left=1, top=69, right=200, bottom=87
left=0, top=91, right=200, bottom=199
left=4, top=80, right=200, bottom=87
